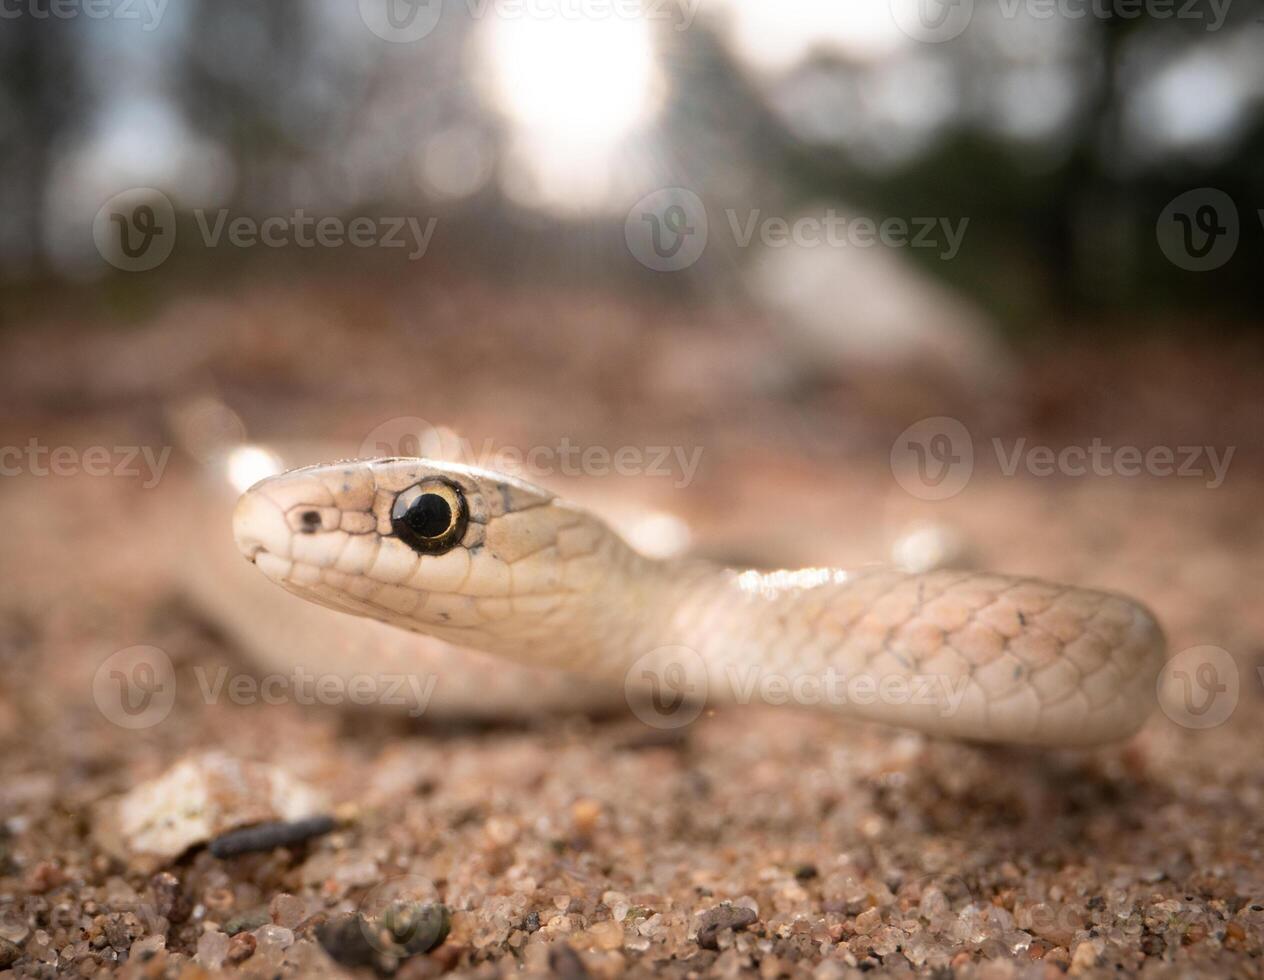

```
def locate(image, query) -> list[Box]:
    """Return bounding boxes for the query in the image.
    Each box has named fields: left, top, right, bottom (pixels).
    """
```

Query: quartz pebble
left=93, top=752, right=329, bottom=870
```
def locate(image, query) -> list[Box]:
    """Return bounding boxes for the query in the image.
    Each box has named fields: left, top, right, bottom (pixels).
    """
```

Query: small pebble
left=226, top=931, right=257, bottom=964
left=270, top=893, right=308, bottom=930
left=571, top=798, right=602, bottom=837
left=696, top=903, right=759, bottom=950
left=195, top=930, right=230, bottom=969
left=1069, top=940, right=1099, bottom=974
left=224, top=908, right=270, bottom=935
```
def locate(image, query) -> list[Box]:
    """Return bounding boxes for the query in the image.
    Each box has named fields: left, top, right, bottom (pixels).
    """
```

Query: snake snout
left=232, top=491, right=291, bottom=564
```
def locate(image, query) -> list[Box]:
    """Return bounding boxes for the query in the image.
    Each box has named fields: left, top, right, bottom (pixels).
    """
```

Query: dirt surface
left=1, top=279, right=1262, bottom=978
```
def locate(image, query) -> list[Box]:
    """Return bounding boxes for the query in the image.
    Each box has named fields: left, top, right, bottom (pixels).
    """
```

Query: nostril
left=299, top=510, right=322, bottom=534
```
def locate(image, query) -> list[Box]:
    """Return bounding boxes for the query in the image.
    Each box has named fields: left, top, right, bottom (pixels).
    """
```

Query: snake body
left=231, top=456, right=1165, bottom=747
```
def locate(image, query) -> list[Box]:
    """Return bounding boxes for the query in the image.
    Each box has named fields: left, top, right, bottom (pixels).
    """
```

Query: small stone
left=1044, top=946, right=1071, bottom=969
left=252, top=924, right=294, bottom=973
left=195, top=930, right=230, bottom=969
left=1069, top=941, right=1098, bottom=974
left=697, top=903, right=759, bottom=950
left=270, top=893, right=308, bottom=930
left=149, top=872, right=189, bottom=923
left=0, top=908, right=29, bottom=944
left=315, top=915, right=377, bottom=969
left=93, top=752, right=328, bottom=871
left=379, top=901, right=451, bottom=955
left=854, top=908, right=881, bottom=935
left=226, top=931, right=257, bottom=964
left=130, top=934, right=165, bottom=960
left=571, top=798, right=602, bottom=837
left=586, top=919, right=624, bottom=951
left=223, top=908, right=270, bottom=935
left=0, top=938, right=20, bottom=969
left=25, top=862, right=66, bottom=895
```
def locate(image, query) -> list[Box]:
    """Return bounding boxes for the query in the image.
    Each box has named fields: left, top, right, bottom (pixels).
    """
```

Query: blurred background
left=1, top=1, right=1263, bottom=976
left=4, top=0, right=1264, bottom=316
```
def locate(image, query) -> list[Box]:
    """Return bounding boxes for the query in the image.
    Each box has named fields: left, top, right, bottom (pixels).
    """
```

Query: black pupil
left=403, top=493, right=451, bottom=539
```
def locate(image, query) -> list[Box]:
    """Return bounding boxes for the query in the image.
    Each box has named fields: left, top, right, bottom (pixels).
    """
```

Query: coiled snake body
left=231, top=456, right=1165, bottom=747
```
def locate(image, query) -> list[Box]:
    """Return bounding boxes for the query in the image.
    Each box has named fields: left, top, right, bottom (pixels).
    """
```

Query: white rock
left=94, top=751, right=328, bottom=869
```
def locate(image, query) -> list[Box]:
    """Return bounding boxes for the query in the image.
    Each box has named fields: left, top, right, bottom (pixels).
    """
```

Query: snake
left=227, top=454, right=1166, bottom=747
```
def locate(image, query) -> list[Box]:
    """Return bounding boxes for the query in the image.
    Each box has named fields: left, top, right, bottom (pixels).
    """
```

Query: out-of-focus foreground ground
left=0, top=279, right=1261, bottom=979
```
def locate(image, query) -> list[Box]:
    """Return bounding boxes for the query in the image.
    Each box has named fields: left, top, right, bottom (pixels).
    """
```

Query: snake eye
left=391, top=479, right=467, bottom=555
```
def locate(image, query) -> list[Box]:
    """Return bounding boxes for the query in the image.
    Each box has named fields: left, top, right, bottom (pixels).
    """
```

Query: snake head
left=232, top=457, right=628, bottom=658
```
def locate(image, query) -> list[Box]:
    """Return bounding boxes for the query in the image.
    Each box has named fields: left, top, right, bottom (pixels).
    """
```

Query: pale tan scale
left=1008, top=628, right=1062, bottom=670
left=949, top=621, right=1006, bottom=666
left=335, top=533, right=379, bottom=575
left=293, top=529, right=345, bottom=568
left=975, top=601, right=1025, bottom=639
left=325, top=465, right=376, bottom=511
left=232, top=457, right=1168, bottom=748
left=376, top=583, right=422, bottom=616
left=408, top=548, right=471, bottom=593
left=367, top=539, right=420, bottom=585
left=923, top=594, right=973, bottom=632
left=340, top=512, right=376, bottom=534
left=1030, top=659, right=1081, bottom=703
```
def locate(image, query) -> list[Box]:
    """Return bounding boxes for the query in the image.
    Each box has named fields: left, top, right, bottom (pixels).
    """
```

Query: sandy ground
left=0, top=279, right=1261, bottom=978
